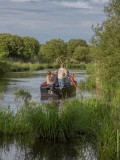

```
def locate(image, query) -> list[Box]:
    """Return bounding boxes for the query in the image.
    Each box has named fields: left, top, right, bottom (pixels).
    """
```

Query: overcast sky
left=0, top=0, right=109, bottom=43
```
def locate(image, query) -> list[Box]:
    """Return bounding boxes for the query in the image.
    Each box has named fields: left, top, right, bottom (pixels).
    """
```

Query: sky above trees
left=0, top=0, right=109, bottom=43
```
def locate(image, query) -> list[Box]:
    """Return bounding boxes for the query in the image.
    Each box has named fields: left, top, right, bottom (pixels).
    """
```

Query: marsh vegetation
left=0, top=0, right=120, bottom=159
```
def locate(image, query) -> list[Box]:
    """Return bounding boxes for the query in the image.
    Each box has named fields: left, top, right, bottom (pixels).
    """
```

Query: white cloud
left=10, top=0, right=38, bottom=2
left=0, top=0, right=107, bottom=42
left=90, top=0, right=109, bottom=3
left=56, top=1, right=92, bottom=9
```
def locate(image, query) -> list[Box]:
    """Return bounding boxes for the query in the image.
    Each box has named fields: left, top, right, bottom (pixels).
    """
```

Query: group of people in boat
left=46, top=63, right=75, bottom=92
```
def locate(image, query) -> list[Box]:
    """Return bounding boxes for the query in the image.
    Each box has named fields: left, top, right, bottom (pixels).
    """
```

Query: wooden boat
left=40, top=82, right=76, bottom=100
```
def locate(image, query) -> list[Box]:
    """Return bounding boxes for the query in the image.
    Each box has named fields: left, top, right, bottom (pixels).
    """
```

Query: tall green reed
left=0, top=92, right=119, bottom=159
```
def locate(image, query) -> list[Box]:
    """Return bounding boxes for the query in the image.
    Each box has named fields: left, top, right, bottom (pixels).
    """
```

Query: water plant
left=78, top=75, right=96, bottom=91
left=0, top=93, right=119, bottom=159
left=14, top=89, right=32, bottom=110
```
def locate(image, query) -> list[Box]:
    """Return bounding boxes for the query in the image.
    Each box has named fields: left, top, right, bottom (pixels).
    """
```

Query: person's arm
left=47, top=75, right=52, bottom=84
left=46, top=75, right=49, bottom=84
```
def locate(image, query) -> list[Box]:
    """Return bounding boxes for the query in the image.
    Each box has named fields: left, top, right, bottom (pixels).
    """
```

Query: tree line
left=0, top=33, right=91, bottom=64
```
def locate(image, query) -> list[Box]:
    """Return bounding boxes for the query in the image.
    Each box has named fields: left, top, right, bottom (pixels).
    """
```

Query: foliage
left=0, top=60, right=10, bottom=75
left=0, top=96, right=119, bottom=159
left=22, top=36, right=40, bottom=60
left=0, top=107, right=15, bottom=134
left=78, top=75, right=96, bottom=91
left=0, top=43, right=9, bottom=59
left=92, top=0, right=120, bottom=85
left=0, top=34, right=90, bottom=74
left=0, top=34, right=11, bottom=74
left=73, top=46, right=90, bottom=63
left=40, top=39, right=67, bottom=64
left=10, top=62, right=30, bottom=72
left=0, top=33, right=11, bottom=58
left=0, top=33, right=24, bottom=59
left=14, top=89, right=32, bottom=109
left=67, top=39, right=88, bottom=61
left=8, top=62, right=60, bottom=72
left=65, top=62, right=86, bottom=69
left=8, top=35, right=24, bottom=58
left=8, top=62, right=87, bottom=71
left=0, top=33, right=40, bottom=61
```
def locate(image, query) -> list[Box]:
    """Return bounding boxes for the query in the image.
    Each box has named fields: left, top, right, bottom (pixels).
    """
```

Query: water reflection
left=0, top=136, right=97, bottom=160
left=0, top=70, right=91, bottom=110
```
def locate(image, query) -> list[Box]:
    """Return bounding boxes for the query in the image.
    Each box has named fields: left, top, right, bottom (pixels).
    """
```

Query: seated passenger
left=46, top=70, right=54, bottom=94
left=52, top=70, right=59, bottom=87
left=70, top=74, right=75, bottom=85
left=46, top=70, right=53, bottom=85
left=65, top=71, right=71, bottom=86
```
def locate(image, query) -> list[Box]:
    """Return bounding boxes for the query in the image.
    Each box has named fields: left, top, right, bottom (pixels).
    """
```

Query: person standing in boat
left=58, top=63, right=67, bottom=89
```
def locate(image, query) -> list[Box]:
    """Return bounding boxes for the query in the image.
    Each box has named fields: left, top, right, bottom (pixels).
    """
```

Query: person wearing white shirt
left=58, top=63, right=67, bottom=89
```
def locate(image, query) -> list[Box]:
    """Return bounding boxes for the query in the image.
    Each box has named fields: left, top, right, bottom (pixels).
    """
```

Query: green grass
left=78, top=75, right=96, bottom=90
left=8, top=62, right=60, bottom=72
left=78, top=63, right=96, bottom=90
left=8, top=62, right=88, bottom=72
left=9, top=62, right=44, bottom=72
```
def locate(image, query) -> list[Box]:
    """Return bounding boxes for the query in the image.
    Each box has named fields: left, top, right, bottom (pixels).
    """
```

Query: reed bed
left=78, top=75, right=96, bottom=90
left=9, top=62, right=44, bottom=72
left=0, top=96, right=119, bottom=159
left=8, top=62, right=61, bottom=72
left=9, top=62, right=87, bottom=72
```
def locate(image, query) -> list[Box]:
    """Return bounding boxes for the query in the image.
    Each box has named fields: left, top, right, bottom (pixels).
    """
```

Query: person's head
left=47, top=70, right=52, bottom=75
left=54, top=70, right=58, bottom=74
left=66, top=70, right=69, bottom=76
left=71, top=73, right=74, bottom=77
left=60, top=63, right=65, bottom=68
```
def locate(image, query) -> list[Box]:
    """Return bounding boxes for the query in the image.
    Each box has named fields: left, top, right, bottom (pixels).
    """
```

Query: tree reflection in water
left=0, top=135, right=97, bottom=160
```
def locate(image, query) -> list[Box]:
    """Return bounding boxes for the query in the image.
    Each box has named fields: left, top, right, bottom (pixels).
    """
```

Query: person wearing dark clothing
left=64, top=70, right=71, bottom=86
left=52, top=70, right=59, bottom=87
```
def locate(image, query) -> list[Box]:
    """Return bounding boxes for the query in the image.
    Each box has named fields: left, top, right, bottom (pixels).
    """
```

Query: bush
left=65, top=63, right=86, bottom=69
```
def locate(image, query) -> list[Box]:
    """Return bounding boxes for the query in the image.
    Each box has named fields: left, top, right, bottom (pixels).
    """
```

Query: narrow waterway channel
left=0, top=69, right=96, bottom=160
left=0, top=69, right=91, bottom=110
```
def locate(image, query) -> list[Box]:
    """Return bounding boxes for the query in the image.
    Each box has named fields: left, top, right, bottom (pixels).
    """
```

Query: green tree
left=92, top=0, right=120, bottom=82
left=92, top=0, right=120, bottom=98
left=8, top=35, right=24, bottom=58
left=67, top=39, right=88, bottom=61
left=0, top=33, right=24, bottom=59
left=0, top=33, right=11, bottom=58
left=73, top=46, right=90, bottom=63
left=22, top=36, right=40, bottom=60
left=0, top=43, right=9, bottom=59
left=0, top=34, right=10, bottom=74
left=40, top=39, right=66, bottom=64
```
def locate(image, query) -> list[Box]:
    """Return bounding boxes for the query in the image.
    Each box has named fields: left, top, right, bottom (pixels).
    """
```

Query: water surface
left=0, top=70, right=96, bottom=160
left=0, top=69, right=91, bottom=110
left=0, top=136, right=97, bottom=160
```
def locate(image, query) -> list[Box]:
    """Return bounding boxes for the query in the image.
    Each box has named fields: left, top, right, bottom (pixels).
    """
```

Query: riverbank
left=0, top=96, right=119, bottom=160
left=0, top=61, right=87, bottom=74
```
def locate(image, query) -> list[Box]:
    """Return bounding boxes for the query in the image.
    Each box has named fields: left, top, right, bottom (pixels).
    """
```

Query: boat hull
left=40, top=84, right=76, bottom=100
